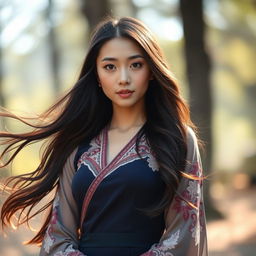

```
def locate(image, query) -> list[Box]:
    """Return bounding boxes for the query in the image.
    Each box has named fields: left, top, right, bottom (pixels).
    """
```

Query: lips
left=116, top=89, right=134, bottom=99
left=116, top=89, right=134, bottom=94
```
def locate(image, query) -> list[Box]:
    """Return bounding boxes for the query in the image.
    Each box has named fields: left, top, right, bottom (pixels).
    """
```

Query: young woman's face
left=96, top=37, right=152, bottom=110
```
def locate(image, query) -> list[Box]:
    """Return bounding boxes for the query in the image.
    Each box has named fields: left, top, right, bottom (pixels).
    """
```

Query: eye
left=103, top=64, right=116, bottom=71
left=131, top=62, right=143, bottom=69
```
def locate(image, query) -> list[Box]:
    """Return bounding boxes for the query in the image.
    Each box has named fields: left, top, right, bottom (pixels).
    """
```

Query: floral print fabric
left=140, top=128, right=208, bottom=255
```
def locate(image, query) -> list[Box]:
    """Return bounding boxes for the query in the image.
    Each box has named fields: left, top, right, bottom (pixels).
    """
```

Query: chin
left=113, top=101, right=136, bottom=108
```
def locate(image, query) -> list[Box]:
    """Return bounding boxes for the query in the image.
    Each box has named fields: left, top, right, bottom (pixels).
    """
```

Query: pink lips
left=116, top=89, right=134, bottom=99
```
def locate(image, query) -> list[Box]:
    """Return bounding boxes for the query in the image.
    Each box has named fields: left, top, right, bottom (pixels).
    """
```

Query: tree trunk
left=179, top=0, right=220, bottom=219
left=79, top=0, right=111, bottom=35
left=46, top=0, right=61, bottom=96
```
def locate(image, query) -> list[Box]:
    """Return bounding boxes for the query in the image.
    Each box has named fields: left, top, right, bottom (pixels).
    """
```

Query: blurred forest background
left=0, top=0, right=256, bottom=255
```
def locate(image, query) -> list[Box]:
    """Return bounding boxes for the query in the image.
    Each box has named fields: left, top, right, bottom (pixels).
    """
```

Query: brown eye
left=131, top=62, right=143, bottom=69
left=104, top=64, right=116, bottom=70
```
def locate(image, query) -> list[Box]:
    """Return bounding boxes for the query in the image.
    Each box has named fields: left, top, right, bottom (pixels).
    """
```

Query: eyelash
left=103, top=62, right=143, bottom=71
left=103, top=64, right=115, bottom=70
left=131, top=62, right=143, bottom=69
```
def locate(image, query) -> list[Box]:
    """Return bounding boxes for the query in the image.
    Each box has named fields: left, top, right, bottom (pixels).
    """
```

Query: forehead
left=97, top=37, right=144, bottom=59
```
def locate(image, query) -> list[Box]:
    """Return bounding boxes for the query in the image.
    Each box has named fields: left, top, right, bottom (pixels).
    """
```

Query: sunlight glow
left=1, top=0, right=68, bottom=50
left=2, top=14, right=32, bottom=47
left=12, top=34, right=36, bottom=55
left=138, top=9, right=183, bottom=41
left=132, top=0, right=152, bottom=7
left=1, top=5, right=13, bottom=22
left=161, top=0, right=178, bottom=5
left=161, top=18, right=183, bottom=41
left=204, top=0, right=228, bottom=29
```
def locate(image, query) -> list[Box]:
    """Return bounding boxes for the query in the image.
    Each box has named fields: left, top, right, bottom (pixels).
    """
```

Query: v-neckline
left=101, top=124, right=143, bottom=169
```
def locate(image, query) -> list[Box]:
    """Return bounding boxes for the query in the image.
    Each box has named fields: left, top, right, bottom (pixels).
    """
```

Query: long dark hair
left=0, top=17, right=193, bottom=244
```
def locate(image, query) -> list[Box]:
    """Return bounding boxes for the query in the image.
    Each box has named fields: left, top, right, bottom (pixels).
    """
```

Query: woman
left=0, top=17, right=208, bottom=255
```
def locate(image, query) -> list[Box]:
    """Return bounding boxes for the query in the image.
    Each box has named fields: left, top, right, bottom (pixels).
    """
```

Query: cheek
left=99, top=77, right=114, bottom=98
left=97, top=69, right=105, bottom=84
left=136, top=71, right=151, bottom=87
left=101, top=84, right=112, bottom=98
left=98, top=71, right=115, bottom=88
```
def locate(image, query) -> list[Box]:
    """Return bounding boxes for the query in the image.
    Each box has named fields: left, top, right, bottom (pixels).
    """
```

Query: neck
left=110, top=103, right=146, bottom=132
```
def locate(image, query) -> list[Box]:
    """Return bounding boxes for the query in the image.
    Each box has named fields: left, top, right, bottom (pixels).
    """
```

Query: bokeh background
left=0, top=0, right=256, bottom=255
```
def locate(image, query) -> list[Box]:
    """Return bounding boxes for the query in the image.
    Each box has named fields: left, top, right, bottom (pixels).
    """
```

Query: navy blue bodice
left=71, top=127, right=166, bottom=256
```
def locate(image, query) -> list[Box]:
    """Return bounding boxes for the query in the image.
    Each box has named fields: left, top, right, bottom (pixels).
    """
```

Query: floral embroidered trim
left=107, top=134, right=159, bottom=175
left=54, top=245, right=84, bottom=256
left=77, top=134, right=102, bottom=176
left=172, top=163, right=204, bottom=246
left=43, top=195, right=84, bottom=256
left=141, top=230, right=180, bottom=255
left=140, top=163, right=205, bottom=255
left=77, top=132, right=159, bottom=178
left=161, top=229, right=180, bottom=250
left=43, top=195, right=59, bottom=253
left=141, top=248, right=174, bottom=256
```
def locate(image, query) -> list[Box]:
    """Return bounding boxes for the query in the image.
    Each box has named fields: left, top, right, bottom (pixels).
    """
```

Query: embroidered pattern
left=105, top=134, right=159, bottom=176
left=142, top=230, right=180, bottom=255
left=43, top=195, right=84, bottom=256
left=77, top=131, right=159, bottom=178
left=162, top=229, right=180, bottom=249
left=141, top=162, right=204, bottom=255
left=43, top=195, right=59, bottom=253
left=141, top=248, right=174, bottom=256
left=77, top=134, right=102, bottom=176
left=172, top=163, right=204, bottom=246
left=54, top=245, right=84, bottom=256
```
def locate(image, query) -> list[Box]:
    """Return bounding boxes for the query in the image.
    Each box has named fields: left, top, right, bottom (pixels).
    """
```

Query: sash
left=78, top=162, right=113, bottom=238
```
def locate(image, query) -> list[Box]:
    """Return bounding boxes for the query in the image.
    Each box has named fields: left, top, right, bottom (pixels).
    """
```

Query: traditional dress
left=40, top=126, right=208, bottom=256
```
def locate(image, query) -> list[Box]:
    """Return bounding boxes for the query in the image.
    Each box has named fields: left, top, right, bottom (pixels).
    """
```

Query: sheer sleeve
left=40, top=148, right=85, bottom=256
left=141, top=128, right=208, bottom=256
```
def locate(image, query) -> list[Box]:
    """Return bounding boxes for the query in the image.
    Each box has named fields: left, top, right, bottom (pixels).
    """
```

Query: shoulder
left=62, top=147, right=79, bottom=178
left=186, top=126, right=198, bottom=145
left=185, top=126, right=200, bottom=164
left=57, top=147, right=80, bottom=190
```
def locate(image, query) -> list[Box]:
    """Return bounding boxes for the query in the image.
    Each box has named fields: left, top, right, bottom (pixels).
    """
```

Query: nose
left=119, top=68, right=130, bottom=85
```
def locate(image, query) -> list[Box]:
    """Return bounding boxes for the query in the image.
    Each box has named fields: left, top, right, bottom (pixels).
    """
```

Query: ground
left=208, top=187, right=256, bottom=256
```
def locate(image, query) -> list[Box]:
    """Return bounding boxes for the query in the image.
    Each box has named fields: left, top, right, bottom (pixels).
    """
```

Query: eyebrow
left=101, top=54, right=144, bottom=62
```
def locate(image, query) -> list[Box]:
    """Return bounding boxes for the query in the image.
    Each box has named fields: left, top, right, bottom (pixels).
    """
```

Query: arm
left=141, top=128, right=208, bottom=256
left=40, top=149, right=85, bottom=256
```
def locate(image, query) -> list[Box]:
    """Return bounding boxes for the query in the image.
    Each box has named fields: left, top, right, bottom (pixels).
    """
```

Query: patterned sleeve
left=40, top=148, right=85, bottom=256
left=141, top=128, right=208, bottom=256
